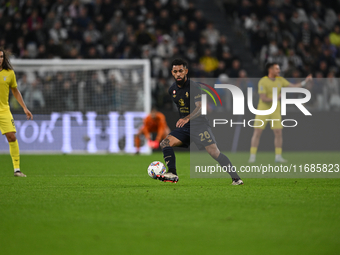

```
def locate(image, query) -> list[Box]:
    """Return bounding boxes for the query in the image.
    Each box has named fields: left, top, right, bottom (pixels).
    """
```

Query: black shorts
left=169, top=122, right=216, bottom=150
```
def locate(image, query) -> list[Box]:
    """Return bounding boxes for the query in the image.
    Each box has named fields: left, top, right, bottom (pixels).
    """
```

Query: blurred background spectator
left=1, top=0, right=339, bottom=112
left=224, top=0, right=340, bottom=78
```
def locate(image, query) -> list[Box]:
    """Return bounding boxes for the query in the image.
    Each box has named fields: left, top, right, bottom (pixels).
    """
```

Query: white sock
left=14, top=168, right=20, bottom=172
left=249, top=154, right=256, bottom=160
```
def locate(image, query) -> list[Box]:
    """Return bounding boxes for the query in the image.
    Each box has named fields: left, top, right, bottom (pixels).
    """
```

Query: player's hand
left=153, top=141, right=160, bottom=149
left=147, top=139, right=153, bottom=148
left=176, top=118, right=189, bottom=128
left=147, top=140, right=160, bottom=149
left=24, top=108, right=33, bottom=120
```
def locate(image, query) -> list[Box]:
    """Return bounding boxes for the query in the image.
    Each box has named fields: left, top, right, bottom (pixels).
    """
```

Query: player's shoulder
left=1, top=69, right=14, bottom=75
left=259, top=76, right=270, bottom=85
left=259, top=76, right=269, bottom=82
left=277, top=76, right=290, bottom=84
left=169, top=82, right=176, bottom=89
left=169, top=82, right=176, bottom=94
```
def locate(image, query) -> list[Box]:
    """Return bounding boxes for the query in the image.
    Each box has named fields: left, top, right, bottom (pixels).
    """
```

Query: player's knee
left=273, top=129, right=282, bottom=136
left=207, top=147, right=220, bottom=159
left=253, top=129, right=263, bottom=138
left=6, top=133, right=16, bottom=142
left=160, top=138, right=170, bottom=149
left=209, top=150, right=220, bottom=159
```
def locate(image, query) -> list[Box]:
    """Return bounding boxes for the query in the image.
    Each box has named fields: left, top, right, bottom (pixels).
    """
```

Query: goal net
left=0, top=59, right=151, bottom=154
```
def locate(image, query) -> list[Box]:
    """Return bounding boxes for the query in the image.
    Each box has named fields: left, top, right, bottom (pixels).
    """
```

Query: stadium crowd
left=1, top=0, right=340, bottom=111
left=224, top=0, right=340, bottom=110
left=0, top=0, right=241, bottom=112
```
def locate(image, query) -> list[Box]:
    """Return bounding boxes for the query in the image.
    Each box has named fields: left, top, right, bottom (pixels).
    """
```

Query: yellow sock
left=250, top=147, right=257, bottom=155
left=9, top=140, right=20, bottom=170
left=275, top=147, right=282, bottom=156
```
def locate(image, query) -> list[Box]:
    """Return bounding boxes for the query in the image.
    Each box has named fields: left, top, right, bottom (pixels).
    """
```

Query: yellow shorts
left=0, top=109, right=16, bottom=135
left=254, top=109, right=282, bottom=130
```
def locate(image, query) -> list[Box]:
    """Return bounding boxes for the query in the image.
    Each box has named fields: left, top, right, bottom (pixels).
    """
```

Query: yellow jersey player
left=249, top=62, right=312, bottom=163
left=0, top=48, right=33, bottom=177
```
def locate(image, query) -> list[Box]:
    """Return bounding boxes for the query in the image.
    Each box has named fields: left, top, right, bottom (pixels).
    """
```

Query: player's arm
left=258, top=79, right=272, bottom=102
left=142, top=116, right=151, bottom=140
left=11, top=87, right=33, bottom=120
left=288, top=74, right=313, bottom=87
left=155, top=115, right=166, bottom=142
left=259, top=93, right=273, bottom=103
left=176, top=101, right=201, bottom=128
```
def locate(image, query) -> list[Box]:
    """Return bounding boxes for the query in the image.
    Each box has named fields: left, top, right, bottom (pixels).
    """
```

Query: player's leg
left=134, top=127, right=148, bottom=154
left=5, top=132, right=25, bottom=177
left=205, top=143, right=243, bottom=185
left=273, top=129, right=287, bottom=162
left=192, top=124, right=243, bottom=185
left=157, top=135, right=183, bottom=183
left=160, top=135, right=182, bottom=175
left=249, top=116, right=267, bottom=163
left=0, top=111, right=25, bottom=177
left=270, top=110, right=286, bottom=162
left=134, top=134, right=141, bottom=154
left=249, top=128, right=263, bottom=162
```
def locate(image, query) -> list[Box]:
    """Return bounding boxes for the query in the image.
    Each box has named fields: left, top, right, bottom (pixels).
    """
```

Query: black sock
left=162, top=147, right=177, bottom=175
left=216, top=153, right=240, bottom=180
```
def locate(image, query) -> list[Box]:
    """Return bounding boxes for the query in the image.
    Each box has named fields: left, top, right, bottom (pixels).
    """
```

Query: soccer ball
left=147, top=161, right=166, bottom=179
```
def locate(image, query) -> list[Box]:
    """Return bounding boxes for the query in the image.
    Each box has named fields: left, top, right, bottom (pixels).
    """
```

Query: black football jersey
left=168, top=79, right=208, bottom=126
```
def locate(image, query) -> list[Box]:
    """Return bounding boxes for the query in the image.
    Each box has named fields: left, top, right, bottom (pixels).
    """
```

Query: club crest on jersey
left=179, top=99, right=185, bottom=106
left=3, top=76, right=7, bottom=81
left=185, top=92, right=189, bottom=98
left=173, top=90, right=176, bottom=94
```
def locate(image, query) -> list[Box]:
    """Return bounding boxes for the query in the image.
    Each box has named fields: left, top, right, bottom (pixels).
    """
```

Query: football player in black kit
left=156, top=59, right=243, bottom=185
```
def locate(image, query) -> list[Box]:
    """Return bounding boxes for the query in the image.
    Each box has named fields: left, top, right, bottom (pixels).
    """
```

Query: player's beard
left=175, top=76, right=186, bottom=86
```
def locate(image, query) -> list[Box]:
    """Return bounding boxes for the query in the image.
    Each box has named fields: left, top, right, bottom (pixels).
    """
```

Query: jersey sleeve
left=258, top=78, right=267, bottom=94
left=9, top=71, right=18, bottom=88
left=281, top=77, right=290, bottom=87
left=168, top=85, right=173, bottom=96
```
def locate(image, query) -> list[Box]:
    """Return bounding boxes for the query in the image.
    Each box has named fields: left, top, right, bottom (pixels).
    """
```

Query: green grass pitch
left=0, top=152, right=339, bottom=255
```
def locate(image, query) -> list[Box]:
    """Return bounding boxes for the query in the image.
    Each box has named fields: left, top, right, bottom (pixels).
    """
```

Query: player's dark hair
left=0, top=48, right=13, bottom=70
left=171, top=58, right=188, bottom=69
left=265, top=62, right=278, bottom=71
